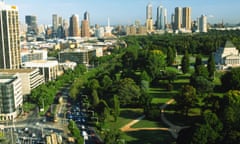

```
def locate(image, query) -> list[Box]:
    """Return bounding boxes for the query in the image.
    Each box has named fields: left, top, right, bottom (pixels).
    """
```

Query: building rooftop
left=0, top=69, right=36, bottom=73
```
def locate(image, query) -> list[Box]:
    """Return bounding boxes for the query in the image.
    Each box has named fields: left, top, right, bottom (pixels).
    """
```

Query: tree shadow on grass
left=164, top=112, right=203, bottom=126
left=119, top=109, right=143, bottom=120
left=125, top=130, right=175, bottom=144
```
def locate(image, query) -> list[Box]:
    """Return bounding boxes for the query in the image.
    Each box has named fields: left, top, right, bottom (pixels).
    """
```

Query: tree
left=104, top=129, right=123, bottom=144
left=115, top=78, right=141, bottom=106
left=92, top=90, right=100, bottom=107
left=146, top=50, right=166, bottom=80
left=207, top=53, right=216, bottom=79
left=190, top=76, right=215, bottom=95
left=181, top=50, right=190, bottom=74
left=194, top=54, right=202, bottom=71
left=174, top=85, right=197, bottom=116
left=112, top=95, right=120, bottom=121
left=166, top=47, right=175, bottom=66
left=221, top=67, right=240, bottom=91
left=191, top=112, right=223, bottom=144
left=102, top=75, right=113, bottom=91
left=96, top=100, right=110, bottom=122
left=68, top=120, right=84, bottom=144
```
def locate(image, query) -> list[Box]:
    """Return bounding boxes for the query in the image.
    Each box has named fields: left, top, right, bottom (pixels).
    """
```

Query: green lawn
left=131, top=118, right=167, bottom=128
left=164, top=107, right=202, bottom=126
left=124, top=130, right=175, bottom=144
left=103, top=108, right=143, bottom=129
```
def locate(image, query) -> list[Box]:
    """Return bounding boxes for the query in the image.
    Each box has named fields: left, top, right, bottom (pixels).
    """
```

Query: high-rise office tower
left=171, top=14, right=175, bottom=29
left=174, top=7, right=182, bottom=30
left=199, top=15, right=207, bottom=32
left=69, top=14, right=80, bottom=37
left=81, top=20, right=90, bottom=37
left=63, top=19, right=69, bottom=37
left=84, top=11, right=90, bottom=26
left=146, top=3, right=152, bottom=19
left=52, top=14, right=59, bottom=34
left=0, top=2, right=21, bottom=69
left=25, top=15, right=38, bottom=34
left=156, top=5, right=167, bottom=30
left=182, top=7, right=191, bottom=30
left=146, top=3, right=153, bottom=32
left=58, top=16, right=63, bottom=26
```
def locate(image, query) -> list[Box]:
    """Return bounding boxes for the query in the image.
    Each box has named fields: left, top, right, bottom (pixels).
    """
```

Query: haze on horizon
left=6, top=0, right=240, bottom=26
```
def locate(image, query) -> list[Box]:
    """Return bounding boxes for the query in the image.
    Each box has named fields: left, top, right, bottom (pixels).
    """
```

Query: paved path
left=120, top=99, right=188, bottom=139
left=160, top=99, right=188, bottom=138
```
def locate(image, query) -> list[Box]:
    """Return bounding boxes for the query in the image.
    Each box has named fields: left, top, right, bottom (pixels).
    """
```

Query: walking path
left=120, top=99, right=188, bottom=139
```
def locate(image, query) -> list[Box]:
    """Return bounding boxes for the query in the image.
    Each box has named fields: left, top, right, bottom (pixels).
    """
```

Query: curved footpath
left=120, top=99, right=188, bottom=139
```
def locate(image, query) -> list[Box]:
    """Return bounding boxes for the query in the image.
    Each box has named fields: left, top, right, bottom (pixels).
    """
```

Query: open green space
left=164, top=107, right=202, bottom=126
left=103, top=108, right=143, bottom=129
left=124, top=130, right=175, bottom=144
left=131, top=118, right=167, bottom=128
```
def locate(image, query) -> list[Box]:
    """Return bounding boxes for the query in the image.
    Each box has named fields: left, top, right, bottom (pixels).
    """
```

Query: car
left=24, top=127, right=28, bottom=133
left=82, top=130, right=87, bottom=136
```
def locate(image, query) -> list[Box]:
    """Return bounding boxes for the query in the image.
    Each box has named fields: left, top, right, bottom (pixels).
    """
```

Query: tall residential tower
left=0, top=2, right=21, bottom=69
left=156, top=5, right=167, bottom=30
left=146, top=3, right=153, bottom=32
left=182, top=7, right=192, bottom=30
left=69, top=14, right=80, bottom=37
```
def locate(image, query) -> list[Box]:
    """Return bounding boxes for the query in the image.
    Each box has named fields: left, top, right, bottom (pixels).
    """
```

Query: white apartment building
left=0, top=68, right=44, bottom=95
left=22, top=60, right=59, bottom=82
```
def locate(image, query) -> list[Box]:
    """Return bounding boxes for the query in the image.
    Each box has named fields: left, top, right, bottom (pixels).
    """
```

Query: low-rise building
left=214, top=41, right=240, bottom=69
left=22, top=60, right=59, bottom=82
left=58, top=46, right=103, bottom=65
left=0, top=74, right=22, bottom=121
left=0, top=68, right=44, bottom=95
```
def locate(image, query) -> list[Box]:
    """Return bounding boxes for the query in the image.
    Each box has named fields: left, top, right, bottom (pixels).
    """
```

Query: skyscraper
left=156, top=5, right=167, bottom=30
left=84, top=11, right=90, bottom=26
left=174, top=7, right=182, bottom=30
left=0, top=2, right=21, bottom=69
left=182, top=7, right=191, bottom=30
left=25, top=15, right=38, bottom=34
left=69, top=14, right=80, bottom=37
left=146, top=3, right=153, bottom=32
left=52, top=14, right=59, bottom=34
left=146, top=3, right=152, bottom=20
left=81, top=20, right=90, bottom=37
left=199, top=15, right=207, bottom=32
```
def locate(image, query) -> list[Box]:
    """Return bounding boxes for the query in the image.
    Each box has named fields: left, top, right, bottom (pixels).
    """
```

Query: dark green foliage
left=145, top=51, right=166, bottom=80
left=166, top=47, right=176, bottom=66
left=190, top=76, right=214, bottom=95
left=207, top=53, right=216, bottom=78
left=174, top=85, right=197, bottom=116
left=194, top=54, right=202, bottom=70
left=115, top=78, right=141, bottom=106
left=181, top=50, right=190, bottom=74
left=68, top=120, right=84, bottom=144
left=221, top=67, right=240, bottom=91
left=103, top=129, right=123, bottom=144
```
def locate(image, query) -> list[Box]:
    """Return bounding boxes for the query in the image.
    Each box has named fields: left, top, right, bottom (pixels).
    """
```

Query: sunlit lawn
left=131, top=118, right=167, bottom=128
left=104, top=108, right=143, bottom=129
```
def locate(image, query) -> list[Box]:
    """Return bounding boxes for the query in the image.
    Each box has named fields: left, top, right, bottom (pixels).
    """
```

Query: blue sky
left=6, top=0, right=240, bottom=26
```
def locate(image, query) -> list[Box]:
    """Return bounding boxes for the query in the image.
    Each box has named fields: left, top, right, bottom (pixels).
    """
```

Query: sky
left=5, top=0, right=240, bottom=26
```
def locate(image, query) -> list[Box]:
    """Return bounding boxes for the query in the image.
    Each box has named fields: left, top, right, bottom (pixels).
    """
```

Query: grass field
left=103, top=108, right=143, bottom=129
left=102, top=67, right=226, bottom=144
left=131, top=118, right=167, bottom=128
left=124, top=130, right=175, bottom=144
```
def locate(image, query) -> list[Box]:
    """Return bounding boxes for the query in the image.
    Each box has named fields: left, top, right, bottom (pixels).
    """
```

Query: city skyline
left=6, top=0, right=240, bottom=26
